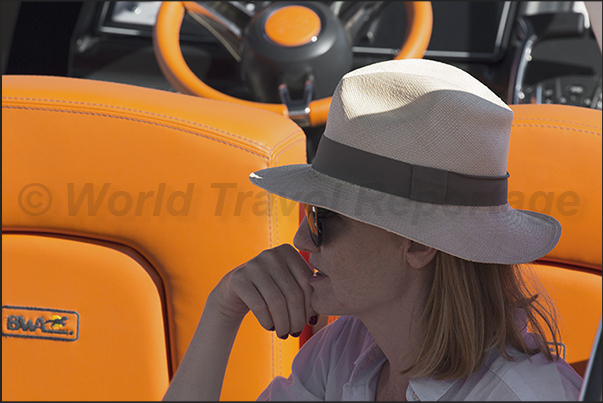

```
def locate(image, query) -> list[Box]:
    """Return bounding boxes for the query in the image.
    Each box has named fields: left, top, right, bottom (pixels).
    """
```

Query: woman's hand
left=210, top=243, right=317, bottom=339
left=163, top=243, right=317, bottom=401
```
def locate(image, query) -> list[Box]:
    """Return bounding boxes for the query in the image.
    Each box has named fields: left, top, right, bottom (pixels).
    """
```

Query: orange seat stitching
left=2, top=96, right=286, bottom=151
left=511, top=123, right=602, bottom=136
left=2, top=94, right=287, bottom=119
left=513, top=117, right=602, bottom=130
left=272, top=138, right=306, bottom=166
left=2, top=106, right=270, bottom=159
left=272, top=132, right=305, bottom=152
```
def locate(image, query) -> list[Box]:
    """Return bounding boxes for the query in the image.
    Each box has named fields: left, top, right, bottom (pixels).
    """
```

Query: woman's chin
left=310, top=295, right=348, bottom=318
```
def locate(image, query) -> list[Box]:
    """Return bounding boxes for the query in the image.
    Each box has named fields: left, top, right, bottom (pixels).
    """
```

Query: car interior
left=2, top=1, right=601, bottom=401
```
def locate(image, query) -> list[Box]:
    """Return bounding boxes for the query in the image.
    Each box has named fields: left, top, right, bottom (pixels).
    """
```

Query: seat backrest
left=2, top=75, right=306, bottom=400
left=507, top=103, right=602, bottom=376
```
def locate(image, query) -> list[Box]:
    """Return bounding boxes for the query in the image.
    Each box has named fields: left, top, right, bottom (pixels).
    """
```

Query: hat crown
left=322, top=59, right=513, bottom=177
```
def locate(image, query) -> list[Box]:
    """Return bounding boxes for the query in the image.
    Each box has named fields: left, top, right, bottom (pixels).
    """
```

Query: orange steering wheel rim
left=153, top=1, right=433, bottom=127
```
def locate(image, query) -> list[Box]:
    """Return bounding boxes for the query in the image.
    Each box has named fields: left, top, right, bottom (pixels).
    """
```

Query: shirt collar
left=408, top=376, right=458, bottom=401
left=407, top=345, right=507, bottom=401
left=349, top=338, right=387, bottom=386
left=349, top=336, right=459, bottom=401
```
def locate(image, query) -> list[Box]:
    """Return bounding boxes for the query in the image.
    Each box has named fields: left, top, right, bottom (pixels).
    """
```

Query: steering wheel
left=153, top=1, right=432, bottom=127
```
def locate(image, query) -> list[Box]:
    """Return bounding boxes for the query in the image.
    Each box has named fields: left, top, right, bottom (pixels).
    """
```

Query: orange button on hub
left=264, top=5, right=321, bottom=47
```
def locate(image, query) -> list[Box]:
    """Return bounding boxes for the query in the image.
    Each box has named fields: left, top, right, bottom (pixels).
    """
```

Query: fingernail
left=308, top=315, right=318, bottom=326
left=291, top=331, right=302, bottom=338
left=278, top=334, right=289, bottom=340
left=269, top=326, right=275, bottom=331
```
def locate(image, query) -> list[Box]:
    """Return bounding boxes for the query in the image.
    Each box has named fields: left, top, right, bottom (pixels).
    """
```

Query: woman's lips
left=309, top=264, right=328, bottom=283
left=309, top=262, right=328, bottom=277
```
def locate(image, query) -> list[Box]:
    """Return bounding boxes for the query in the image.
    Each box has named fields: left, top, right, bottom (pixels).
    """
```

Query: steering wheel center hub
left=264, top=5, right=322, bottom=47
left=242, top=2, right=352, bottom=104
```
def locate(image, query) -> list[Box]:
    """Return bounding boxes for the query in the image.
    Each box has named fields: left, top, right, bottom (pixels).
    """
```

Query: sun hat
left=249, top=58, right=561, bottom=264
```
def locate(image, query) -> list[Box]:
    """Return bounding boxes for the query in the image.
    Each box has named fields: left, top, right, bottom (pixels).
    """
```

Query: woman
left=163, top=59, right=582, bottom=401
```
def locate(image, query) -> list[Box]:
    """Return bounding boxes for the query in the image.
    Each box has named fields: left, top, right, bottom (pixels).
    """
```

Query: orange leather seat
left=507, top=103, right=602, bottom=376
left=2, top=75, right=306, bottom=400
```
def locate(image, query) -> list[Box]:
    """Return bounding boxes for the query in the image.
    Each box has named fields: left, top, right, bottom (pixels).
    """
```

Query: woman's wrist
left=205, top=286, right=249, bottom=327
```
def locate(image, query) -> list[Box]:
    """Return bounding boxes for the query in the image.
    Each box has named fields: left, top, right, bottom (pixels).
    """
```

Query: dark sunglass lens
left=305, top=205, right=322, bottom=246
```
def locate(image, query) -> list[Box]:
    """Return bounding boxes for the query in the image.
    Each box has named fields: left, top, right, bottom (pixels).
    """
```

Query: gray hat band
left=312, top=136, right=510, bottom=206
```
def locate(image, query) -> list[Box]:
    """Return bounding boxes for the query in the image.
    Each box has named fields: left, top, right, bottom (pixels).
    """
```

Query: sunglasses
left=304, top=204, right=336, bottom=247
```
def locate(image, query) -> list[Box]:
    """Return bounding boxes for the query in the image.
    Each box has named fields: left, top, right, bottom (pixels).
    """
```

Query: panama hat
left=249, top=59, right=561, bottom=264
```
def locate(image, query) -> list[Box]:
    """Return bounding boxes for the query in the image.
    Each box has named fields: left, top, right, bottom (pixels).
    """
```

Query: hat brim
left=250, top=164, right=561, bottom=264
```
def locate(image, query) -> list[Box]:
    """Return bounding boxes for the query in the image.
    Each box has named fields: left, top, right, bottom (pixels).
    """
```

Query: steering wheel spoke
left=184, top=2, right=253, bottom=62
left=335, top=1, right=387, bottom=41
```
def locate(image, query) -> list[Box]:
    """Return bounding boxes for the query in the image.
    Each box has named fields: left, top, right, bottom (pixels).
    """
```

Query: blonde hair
left=403, top=251, right=561, bottom=380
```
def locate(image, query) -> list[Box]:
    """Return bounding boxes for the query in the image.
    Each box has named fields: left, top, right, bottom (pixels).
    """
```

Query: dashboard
left=5, top=1, right=602, bottom=112
left=97, top=1, right=515, bottom=62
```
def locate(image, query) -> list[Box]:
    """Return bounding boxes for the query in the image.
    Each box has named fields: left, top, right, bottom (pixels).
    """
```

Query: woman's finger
left=269, top=245, right=317, bottom=336
left=280, top=244, right=319, bottom=328
left=245, top=263, right=292, bottom=337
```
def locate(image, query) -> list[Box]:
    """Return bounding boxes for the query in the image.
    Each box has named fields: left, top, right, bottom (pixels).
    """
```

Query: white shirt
left=257, top=316, right=583, bottom=401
